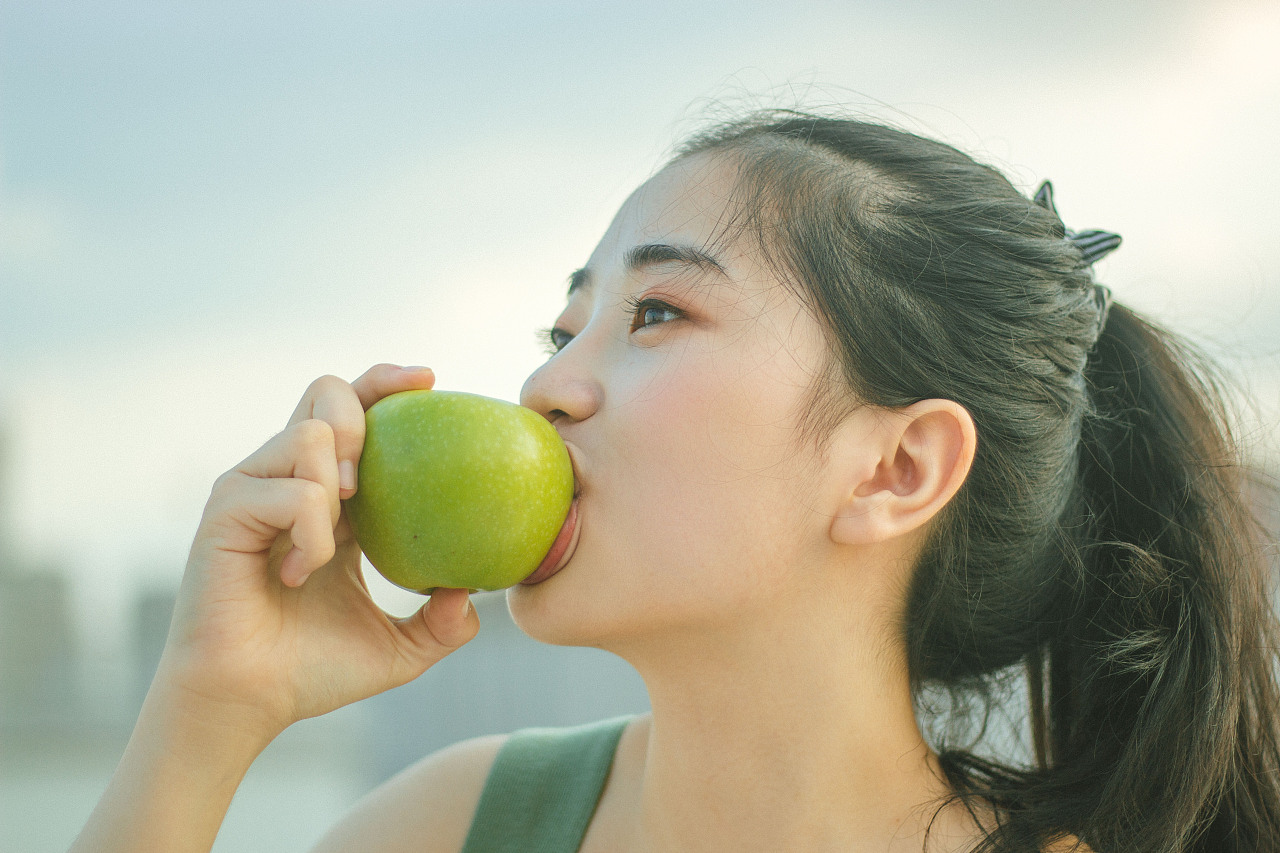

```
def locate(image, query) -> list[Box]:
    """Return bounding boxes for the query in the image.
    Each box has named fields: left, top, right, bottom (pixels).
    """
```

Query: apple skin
left=344, top=389, right=574, bottom=592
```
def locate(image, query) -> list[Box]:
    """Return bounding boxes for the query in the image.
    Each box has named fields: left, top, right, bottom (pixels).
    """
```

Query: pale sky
left=2, top=0, right=1278, bottom=655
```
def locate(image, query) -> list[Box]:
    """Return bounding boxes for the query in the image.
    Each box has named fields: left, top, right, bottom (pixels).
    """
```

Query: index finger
left=349, top=363, right=436, bottom=410
left=288, top=364, right=435, bottom=497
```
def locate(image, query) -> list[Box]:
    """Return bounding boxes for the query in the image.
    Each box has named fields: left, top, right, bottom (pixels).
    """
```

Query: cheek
left=608, top=349, right=817, bottom=591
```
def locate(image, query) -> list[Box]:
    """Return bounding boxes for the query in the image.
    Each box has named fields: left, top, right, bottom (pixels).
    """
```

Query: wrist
left=141, top=664, right=285, bottom=768
left=69, top=669, right=283, bottom=853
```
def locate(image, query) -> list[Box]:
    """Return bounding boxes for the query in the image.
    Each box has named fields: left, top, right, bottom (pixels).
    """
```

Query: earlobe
left=829, top=400, right=976, bottom=547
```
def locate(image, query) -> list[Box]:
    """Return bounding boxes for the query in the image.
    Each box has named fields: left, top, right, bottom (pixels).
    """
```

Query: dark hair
left=674, top=111, right=1280, bottom=852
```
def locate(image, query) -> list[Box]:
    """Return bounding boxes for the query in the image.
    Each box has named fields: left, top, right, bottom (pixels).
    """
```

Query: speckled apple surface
left=345, top=390, right=574, bottom=592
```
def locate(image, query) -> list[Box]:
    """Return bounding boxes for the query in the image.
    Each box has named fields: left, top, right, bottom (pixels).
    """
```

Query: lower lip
left=520, top=496, right=579, bottom=585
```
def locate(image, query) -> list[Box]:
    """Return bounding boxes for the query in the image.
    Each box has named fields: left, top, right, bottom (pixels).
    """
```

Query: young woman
left=71, top=111, right=1280, bottom=852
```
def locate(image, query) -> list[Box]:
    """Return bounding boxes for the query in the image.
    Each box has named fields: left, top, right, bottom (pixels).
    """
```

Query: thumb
left=393, top=588, right=478, bottom=672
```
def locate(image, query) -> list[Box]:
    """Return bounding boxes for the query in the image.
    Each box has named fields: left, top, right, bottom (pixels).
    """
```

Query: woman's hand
left=71, top=364, right=479, bottom=853
left=158, top=362, right=479, bottom=740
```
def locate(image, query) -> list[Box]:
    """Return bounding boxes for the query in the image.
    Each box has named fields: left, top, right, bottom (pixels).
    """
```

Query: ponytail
left=945, top=304, right=1280, bottom=852
left=1055, top=304, right=1279, bottom=850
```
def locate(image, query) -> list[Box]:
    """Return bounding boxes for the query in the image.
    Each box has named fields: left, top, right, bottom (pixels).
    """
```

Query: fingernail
left=401, top=365, right=433, bottom=373
left=460, top=595, right=472, bottom=620
left=339, top=459, right=357, bottom=491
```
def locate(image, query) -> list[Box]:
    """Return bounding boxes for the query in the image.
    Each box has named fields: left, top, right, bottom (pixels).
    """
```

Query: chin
left=506, top=573, right=609, bottom=648
left=506, top=555, right=672, bottom=653
left=507, top=562, right=727, bottom=666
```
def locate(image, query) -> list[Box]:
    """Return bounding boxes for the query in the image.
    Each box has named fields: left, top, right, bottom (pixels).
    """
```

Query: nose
left=520, top=346, right=603, bottom=426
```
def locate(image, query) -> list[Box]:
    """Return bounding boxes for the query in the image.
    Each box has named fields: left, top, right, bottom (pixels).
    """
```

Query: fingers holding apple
left=348, top=363, right=437, bottom=410
left=157, top=368, right=523, bottom=740
left=287, top=364, right=437, bottom=499
left=196, top=417, right=343, bottom=589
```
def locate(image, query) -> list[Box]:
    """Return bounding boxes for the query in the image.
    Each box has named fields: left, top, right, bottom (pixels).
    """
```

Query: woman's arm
left=68, top=364, right=478, bottom=853
left=68, top=679, right=275, bottom=853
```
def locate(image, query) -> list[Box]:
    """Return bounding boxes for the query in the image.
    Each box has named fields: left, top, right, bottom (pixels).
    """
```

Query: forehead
left=585, top=153, right=746, bottom=274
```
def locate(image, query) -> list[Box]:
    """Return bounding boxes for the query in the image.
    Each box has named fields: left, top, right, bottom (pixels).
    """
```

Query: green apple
left=344, top=389, right=575, bottom=592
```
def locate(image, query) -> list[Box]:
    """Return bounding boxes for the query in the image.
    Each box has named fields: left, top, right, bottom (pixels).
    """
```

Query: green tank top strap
left=460, top=715, right=634, bottom=853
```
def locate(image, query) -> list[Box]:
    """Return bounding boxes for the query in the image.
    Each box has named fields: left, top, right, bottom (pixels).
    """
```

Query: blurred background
left=2, top=1, right=1277, bottom=850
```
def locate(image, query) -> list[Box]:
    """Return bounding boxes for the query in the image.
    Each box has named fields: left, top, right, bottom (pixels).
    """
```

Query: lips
left=520, top=439, right=582, bottom=585
left=521, top=494, right=579, bottom=585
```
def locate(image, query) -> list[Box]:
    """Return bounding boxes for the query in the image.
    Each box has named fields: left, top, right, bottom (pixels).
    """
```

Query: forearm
left=69, top=679, right=278, bottom=853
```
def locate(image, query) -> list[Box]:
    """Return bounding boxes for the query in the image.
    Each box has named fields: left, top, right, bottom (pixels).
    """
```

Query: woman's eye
left=537, top=298, right=682, bottom=356
left=536, top=326, right=573, bottom=355
left=625, top=297, right=682, bottom=333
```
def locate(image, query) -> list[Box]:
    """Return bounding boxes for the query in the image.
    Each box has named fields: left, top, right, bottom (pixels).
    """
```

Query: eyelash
left=535, top=325, right=572, bottom=356
left=623, top=295, right=683, bottom=333
left=535, top=297, right=684, bottom=356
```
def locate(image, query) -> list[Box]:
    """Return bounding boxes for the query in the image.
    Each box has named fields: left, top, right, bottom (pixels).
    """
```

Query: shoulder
left=309, top=732, right=510, bottom=853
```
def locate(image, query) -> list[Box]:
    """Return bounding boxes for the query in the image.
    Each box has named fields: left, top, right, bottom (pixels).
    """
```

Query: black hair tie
left=1032, top=180, right=1123, bottom=266
left=1033, top=180, right=1117, bottom=337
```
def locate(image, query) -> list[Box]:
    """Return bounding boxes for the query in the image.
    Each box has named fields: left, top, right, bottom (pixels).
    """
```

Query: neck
left=610, top=583, right=973, bottom=852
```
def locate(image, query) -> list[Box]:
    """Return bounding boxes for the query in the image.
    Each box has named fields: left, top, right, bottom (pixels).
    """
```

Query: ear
left=829, top=399, right=977, bottom=547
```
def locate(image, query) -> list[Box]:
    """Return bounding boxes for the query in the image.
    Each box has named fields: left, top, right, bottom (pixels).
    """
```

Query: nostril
left=549, top=409, right=568, bottom=420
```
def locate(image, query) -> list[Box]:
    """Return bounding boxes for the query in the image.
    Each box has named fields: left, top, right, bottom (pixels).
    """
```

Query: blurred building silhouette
left=0, top=561, right=81, bottom=730
left=0, top=423, right=82, bottom=732
left=130, top=586, right=178, bottom=706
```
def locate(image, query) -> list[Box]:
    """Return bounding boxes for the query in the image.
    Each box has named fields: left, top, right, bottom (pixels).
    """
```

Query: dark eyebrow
left=566, top=242, right=727, bottom=297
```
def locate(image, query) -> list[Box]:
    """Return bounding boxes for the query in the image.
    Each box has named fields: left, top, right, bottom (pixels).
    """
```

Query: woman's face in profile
left=511, top=154, right=864, bottom=650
